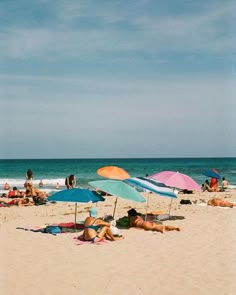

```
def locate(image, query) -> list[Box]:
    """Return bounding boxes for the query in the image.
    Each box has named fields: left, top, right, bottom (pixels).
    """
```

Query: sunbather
left=127, top=208, right=180, bottom=233
left=1, top=197, right=34, bottom=207
left=82, top=207, right=123, bottom=242
left=207, top=198, right=235, bottom=208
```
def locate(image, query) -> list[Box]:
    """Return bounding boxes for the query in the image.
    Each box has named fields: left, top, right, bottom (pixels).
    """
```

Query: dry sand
left=1, top=191, right=236, bottom=295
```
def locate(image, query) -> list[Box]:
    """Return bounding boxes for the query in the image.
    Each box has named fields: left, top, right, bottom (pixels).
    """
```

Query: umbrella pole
left=145, top=193, right=149, bottom=221
left=74, top=203, right=77, bottom=231
left=112, top=197, right=118, bottom=218
left=168, top=199, right=173, bottom=218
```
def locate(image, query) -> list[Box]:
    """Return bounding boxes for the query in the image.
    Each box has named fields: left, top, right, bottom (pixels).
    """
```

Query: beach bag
left=116, top=216, right=129, bottom=228
left=180, top=199, right=192, bottom=205
left=44, top=225, right=62, bottom=235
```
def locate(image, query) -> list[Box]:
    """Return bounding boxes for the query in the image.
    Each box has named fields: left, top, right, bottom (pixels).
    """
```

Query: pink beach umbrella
left=149, top=171, right=201, bottom=191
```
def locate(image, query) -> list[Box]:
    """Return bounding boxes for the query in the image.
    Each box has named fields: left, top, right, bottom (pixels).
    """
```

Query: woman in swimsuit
left=128, top=208, right=180, bottom=233
left=207, top=198, right=235, bottom=208
left=83, top=207, right=122, bottom=242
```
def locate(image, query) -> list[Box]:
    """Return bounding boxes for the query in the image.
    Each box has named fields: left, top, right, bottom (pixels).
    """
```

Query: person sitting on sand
left=203, top=180, right=221, bottom=192
left=24, top=183, right=48, bottom=204
left=8, top=186, right=19, bottom=198
left=82, top=207, right=123, bottom=242
left=221, top=177, right=229, bottom=190
left=207, top=198, right=235, bottom=208
left=127, top=208, right=180, bottom=233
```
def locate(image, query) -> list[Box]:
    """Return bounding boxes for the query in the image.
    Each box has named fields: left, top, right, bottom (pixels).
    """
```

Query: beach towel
left=73, top=235, right=108, bottom=246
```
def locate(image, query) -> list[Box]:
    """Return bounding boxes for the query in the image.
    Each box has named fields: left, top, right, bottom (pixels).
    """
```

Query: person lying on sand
left=127, top=208, right=180, bottom=233
left=1, top=197, right=34, bottom=207
left=82, top=207, right=123, bottom=242
left=207, top=198, right=236, bottom=208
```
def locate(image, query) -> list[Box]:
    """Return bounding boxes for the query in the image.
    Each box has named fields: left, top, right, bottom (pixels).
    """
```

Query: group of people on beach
left=81, top=207, right=180, bottom=243
left=1, top=169, right=48, bottom=207
left=1, top=167, right=235, bottom=243
left=202, top=176, right=229, bottom=192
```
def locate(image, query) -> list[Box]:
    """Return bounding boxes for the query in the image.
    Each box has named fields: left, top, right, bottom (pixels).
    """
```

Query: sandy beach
left=1, top=190, right=236, bottom=295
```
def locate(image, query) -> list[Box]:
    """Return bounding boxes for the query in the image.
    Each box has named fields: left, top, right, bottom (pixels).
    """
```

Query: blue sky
left=0, top=0, right=235, bottom=159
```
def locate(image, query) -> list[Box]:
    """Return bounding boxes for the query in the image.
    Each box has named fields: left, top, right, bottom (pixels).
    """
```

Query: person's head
left=127, top=208, right=138, bottom=217
left=89, top=207, right=97, bottom=218
left=13, top=186, right=18, bottom=191
left=24, top=197, right=30, bottom=204
left=222, top=177, right=225, bottom=181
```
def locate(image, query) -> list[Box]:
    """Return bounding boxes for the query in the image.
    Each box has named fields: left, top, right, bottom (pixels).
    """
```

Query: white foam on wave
left=0, top=178, right=66, bottom=188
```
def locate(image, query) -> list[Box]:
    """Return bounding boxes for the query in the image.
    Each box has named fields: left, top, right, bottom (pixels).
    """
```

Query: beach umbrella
left=149, top=171, right=201, bottom=216
left=124, top=177, right=177, bottom=220
left=97, top=166, right=130, bottom=180
left=124, top=177, right=177, bottom=198
left=202, top=169, right=221, bottom=179
left=88, top=179, right=145, bottom=217
left=149, top=171, right=201, bottom=191
left=48, top=188, right=105, bottom=229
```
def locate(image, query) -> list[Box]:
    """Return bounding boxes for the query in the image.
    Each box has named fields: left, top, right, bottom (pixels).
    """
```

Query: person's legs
left=163, top=225, right=180, bottom=231
left=96, top=226, right=122, bottom=241
left=142, top=221, right=164, bottom=233
left=220, top=200, right=234, bottom=208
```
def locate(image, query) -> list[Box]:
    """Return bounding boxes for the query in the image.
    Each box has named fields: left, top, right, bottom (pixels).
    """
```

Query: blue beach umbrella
left=88, top=180, right=145, bottom=217
left=48, top=188, right=105, bottom=227
left=202, top=169, right=221, bottom=179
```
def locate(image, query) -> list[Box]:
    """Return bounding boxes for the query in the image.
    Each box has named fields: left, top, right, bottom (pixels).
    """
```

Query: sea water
left=0, top=158, right=235, bottom=194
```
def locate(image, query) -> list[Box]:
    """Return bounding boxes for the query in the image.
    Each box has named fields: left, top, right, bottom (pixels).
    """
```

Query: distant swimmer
left=55, top=182, right=60, bottom=189
left=38, top=180, right=43, bottom=187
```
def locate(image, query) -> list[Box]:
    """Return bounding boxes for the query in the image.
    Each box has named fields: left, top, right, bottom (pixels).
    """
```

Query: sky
left=0, top=0, right=235, bottom=159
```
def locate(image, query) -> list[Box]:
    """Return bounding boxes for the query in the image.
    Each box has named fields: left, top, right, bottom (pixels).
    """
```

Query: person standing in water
left=25, top=169, right=33, bottom=187
left=65, top=174, right=76, bottom=189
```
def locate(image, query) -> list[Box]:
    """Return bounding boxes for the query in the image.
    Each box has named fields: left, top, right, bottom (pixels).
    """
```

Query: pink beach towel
left=73, top=235, right=108, bottom=246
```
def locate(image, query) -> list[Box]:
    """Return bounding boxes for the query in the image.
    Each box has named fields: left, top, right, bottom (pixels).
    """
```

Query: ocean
left=0, top=158, right=236, bottom=195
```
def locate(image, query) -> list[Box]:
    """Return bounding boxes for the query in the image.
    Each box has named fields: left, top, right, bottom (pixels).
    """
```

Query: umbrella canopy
left=124, top=177, right=177, bottom=198
left=124, top=176, right=177, bottom=221
left=149, top=171, right=201, bottom=191
left=202, top=169, right=221, bottom=179
left=48, top=188, right=105, bottom=203
left=88, top=179, right=145, bottom=217
left=97, top=166, right=130, bottom=180
left=48, top=188, right=105, bottom=228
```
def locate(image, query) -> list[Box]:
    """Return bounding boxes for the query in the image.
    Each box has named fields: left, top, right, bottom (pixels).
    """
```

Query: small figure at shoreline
left=4, top=182, right=10, bottom=190
left=65, top=174, right=76, bottom=189
left=38, top=180, right=43, bottom=187
left=221, top=177, right=229, bottom=190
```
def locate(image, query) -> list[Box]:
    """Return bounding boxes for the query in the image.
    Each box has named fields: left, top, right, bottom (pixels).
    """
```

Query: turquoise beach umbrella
left=88, top=179, right=146, bottom=217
